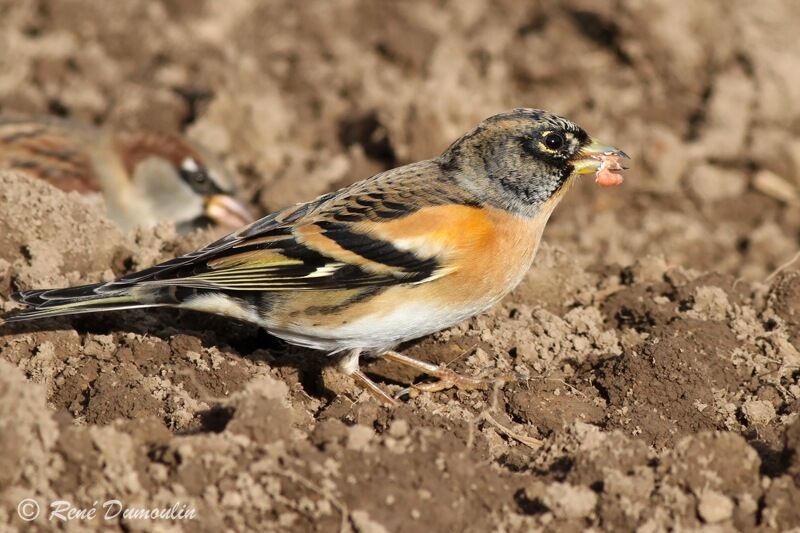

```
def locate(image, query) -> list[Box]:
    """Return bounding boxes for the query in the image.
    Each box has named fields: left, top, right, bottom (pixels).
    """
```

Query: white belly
left=267, top=298, right=489, bottom=353
left=178, top=291, right=484, bottom=353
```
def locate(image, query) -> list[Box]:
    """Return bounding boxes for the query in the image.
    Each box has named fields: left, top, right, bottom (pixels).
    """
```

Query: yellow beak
left=204, top=195, right=256, bottom=229
left=571, top=139, right=630, bottom=175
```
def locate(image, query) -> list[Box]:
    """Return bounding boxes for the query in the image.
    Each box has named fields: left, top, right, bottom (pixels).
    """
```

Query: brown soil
left=3, top=0, right=800, bottom=531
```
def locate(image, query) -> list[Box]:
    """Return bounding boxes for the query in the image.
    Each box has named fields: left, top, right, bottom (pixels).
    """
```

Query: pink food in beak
left=594, top=153, right=626, bottom=187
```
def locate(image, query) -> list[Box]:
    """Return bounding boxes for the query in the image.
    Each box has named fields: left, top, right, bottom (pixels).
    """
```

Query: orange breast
left=358, top=204, right=547, bottom=307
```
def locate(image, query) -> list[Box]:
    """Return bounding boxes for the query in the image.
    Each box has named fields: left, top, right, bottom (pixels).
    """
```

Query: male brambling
left=0, top=115, right=254, bottom=232
left=1, top=108, right=628, bottom=404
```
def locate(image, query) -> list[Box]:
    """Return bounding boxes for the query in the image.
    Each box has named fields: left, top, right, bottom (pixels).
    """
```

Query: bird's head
left=114, top=131, right=254, bottom=232
left=439, top=108, right=627, bottom=216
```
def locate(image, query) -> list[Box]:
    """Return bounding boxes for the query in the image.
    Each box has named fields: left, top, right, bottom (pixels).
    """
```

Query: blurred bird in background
left=0, top=115, right=254, bottom=232
left=1, top=108, right=627, bottom=404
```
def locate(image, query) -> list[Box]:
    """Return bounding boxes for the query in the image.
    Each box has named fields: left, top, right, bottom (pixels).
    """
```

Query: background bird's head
left=113, top=131, right=254, bottom=232
left=439, top=108, right=624, bottom=216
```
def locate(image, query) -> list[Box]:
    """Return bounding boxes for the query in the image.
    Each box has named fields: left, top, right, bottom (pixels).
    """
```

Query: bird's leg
left=338, top=349, right=399, bottom=406
left=351, top=370, right=400, bottom=406
left=380, top=350, right=489, bottom=394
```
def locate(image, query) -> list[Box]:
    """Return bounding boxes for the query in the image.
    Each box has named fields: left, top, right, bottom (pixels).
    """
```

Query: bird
left=0, top=115, right=254, bottom=232
left=0, top=108, right=628, bottom=404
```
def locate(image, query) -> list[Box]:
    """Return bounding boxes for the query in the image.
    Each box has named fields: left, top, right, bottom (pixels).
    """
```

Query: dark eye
left=179, top=157, right=225, bottom=195
left=179, top=168, right=222, bottom=195
left=179, top=167, right=210, bottom=188
left=544, top=133, right=565, bottom=150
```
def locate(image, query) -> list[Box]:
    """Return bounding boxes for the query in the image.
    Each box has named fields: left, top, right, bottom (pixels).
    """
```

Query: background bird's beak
left=204, top=195, right=256, bottom=229
left=571, top=139, right=630, bottom=175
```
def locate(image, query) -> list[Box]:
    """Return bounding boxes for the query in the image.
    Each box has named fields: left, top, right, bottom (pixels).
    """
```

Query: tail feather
left=2, top=282, right=162, bottom=324
left=13, top=283, right=115, bottom=306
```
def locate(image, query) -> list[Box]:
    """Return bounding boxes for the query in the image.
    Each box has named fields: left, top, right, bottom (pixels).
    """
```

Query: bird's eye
left=179, top=157, right=223, bottom=194
left=544, top=133, right=565, bottom=150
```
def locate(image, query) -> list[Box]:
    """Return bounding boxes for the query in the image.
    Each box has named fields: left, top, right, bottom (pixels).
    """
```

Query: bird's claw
left=393, top=367, right=513, bottom=400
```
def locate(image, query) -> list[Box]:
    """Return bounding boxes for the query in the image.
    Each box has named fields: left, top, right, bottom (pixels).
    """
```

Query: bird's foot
left=408, top=366, right=489, bottom=393
left=350, top=369, right=400, bottom=406
left=380, top=350, right=498, bottom=398
left=337, top=349, right=506, bottom=405
left=337, top=349, right=399, bottom=406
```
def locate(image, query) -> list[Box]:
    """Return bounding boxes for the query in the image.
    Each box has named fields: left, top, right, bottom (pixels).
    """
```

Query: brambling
left=0, top=115, right=254, bottom=232
left=1, top=108, right=627, bottom=404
